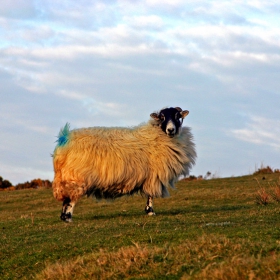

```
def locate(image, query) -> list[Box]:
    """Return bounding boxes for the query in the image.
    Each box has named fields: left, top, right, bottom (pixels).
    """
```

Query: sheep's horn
left=150, top=112, right=160, bottom=120
left=175, top=107, right=182, bottom=112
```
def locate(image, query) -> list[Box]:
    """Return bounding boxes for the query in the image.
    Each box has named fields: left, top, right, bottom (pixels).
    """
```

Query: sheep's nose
left=168, top=128, right=174, bottom=133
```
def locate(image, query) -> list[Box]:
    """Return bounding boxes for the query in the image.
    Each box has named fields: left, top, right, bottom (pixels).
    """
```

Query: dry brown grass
left=255, top=188, right=270, bottom=205
left=268, top=177, right=280, bottom=203
left=36, top=235, right=280, bottom=280
left=270, top=185, right=280, bottom=203
left=255, top=176, right=280, bottom=205
left=183, top=253, right=280, bottom=280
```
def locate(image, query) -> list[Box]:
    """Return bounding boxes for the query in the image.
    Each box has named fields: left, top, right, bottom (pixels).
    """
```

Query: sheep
left=52, top=107, right=196, bottom=222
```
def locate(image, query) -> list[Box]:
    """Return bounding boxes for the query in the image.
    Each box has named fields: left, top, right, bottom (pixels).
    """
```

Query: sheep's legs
left=145, top=196, right=155, bottom=215
left=60, top=198, right=76, bottom=222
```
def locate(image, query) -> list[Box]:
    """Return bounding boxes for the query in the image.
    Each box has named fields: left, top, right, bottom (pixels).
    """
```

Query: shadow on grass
left=76, top=204, right=252, bottom=222
left=83, top=211, right=147, bottom=221
left=157, top=204, right=252, bottom=216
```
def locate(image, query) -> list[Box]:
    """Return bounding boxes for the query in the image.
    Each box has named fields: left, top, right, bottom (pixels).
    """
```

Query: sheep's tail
left=53, top=123, right=70, bottom=201
left=56, top=123, right=70, bottom=147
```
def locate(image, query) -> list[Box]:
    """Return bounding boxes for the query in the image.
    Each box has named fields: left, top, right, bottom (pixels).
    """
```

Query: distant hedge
left=0, top=176, right=12, bottom=189
left=15, top=179, right=52, bottom=190
left=0, top=176, right=52, bottom=190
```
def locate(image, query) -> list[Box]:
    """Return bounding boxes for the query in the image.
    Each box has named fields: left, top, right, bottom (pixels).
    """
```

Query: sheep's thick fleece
left=52, top=120, right=196, bottom=202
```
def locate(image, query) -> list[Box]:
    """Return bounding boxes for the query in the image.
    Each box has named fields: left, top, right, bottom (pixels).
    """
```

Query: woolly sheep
left=52, top=107, right=196, bottom=222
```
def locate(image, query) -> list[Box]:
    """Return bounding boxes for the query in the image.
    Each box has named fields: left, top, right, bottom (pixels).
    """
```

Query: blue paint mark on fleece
left=57, top=123, right=70, bottom=147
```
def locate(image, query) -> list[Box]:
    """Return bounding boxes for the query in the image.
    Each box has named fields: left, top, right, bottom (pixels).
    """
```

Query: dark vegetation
left=253, top=165, right=280, bottom=175
left=0, top=177, right=52, bottom=191
left=0, top=176, right=12, bottom=189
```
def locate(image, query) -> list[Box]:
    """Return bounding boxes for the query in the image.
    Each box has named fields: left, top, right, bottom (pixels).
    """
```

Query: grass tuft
left=270, top=185, right=280, bottom=203
left=255, top=188, right=269, bottom=205
left=254, top=176, right=280, bottom=205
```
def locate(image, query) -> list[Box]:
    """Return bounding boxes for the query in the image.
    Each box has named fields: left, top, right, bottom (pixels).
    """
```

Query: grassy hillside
left=1, top=173, right=280, bottom=279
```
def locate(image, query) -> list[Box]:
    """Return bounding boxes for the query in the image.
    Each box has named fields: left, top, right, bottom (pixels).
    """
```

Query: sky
left=0, top=0, right=280, bottom=185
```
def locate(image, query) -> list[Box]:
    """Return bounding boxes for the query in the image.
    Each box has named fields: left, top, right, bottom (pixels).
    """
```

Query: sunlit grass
left=1, top=173, right=280, bottom=279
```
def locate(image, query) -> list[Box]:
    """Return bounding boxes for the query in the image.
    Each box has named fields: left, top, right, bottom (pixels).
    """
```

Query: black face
left=159, top=108, right=182, bottom=137
left=150, top=107, right=189, bottom=137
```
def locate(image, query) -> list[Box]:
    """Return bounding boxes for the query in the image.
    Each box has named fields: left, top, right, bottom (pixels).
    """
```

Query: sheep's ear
left=150, top=113, right=160, bottom=120
left=180, top=110, right=189, bottom=119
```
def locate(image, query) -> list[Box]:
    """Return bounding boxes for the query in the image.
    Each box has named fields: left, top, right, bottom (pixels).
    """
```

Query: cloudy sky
left=1, top=0, right=280, bottom=185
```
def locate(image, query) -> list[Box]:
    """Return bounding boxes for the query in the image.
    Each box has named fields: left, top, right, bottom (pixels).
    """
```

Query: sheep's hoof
left=60, top=212, right=72, bottom=222
left=145, top=206, right=155, bottom=216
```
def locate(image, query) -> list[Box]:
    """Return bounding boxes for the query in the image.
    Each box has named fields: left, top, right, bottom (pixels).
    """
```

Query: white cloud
left=82, top=98, right=129, bottom=117
left=56, top=89, right=87, bottom=100
left=21, top=25, right=54, bottom=42
left=0, top=0, right=36, bottom=19
left=231, top=116, right=280, bottom=149
left=123, top=15, right=164, bottom=29
left=146, top=0, right=185, bottom=6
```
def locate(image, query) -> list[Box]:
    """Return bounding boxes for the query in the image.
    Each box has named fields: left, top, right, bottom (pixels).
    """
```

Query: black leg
left=60, top=198, right=75, bottom=222
left=145, top=196, right=155, bottom=215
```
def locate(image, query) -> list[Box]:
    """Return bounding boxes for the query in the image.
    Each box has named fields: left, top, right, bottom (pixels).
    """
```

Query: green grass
left=1, top=174, right=280, bottom=279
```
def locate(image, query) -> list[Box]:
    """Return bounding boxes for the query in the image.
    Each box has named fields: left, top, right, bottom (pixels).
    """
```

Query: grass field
left=1, top=173, right=280, bottom=279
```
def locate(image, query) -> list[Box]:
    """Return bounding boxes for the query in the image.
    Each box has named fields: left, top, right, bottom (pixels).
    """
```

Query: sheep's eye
left=160, top=113, right=165, bottom=121
left=175, top=112, right=181, bottom=120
